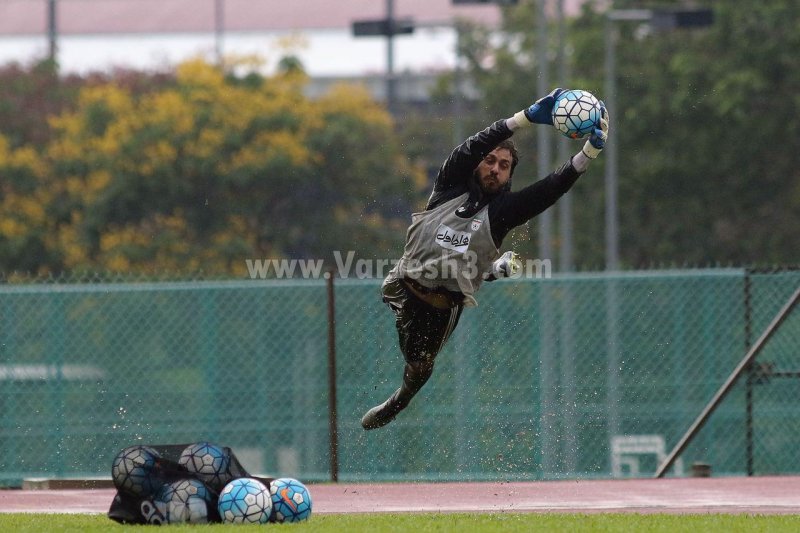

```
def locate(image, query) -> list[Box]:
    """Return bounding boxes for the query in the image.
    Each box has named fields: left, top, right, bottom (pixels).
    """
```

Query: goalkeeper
left=361, top=88, right=609, bottom=430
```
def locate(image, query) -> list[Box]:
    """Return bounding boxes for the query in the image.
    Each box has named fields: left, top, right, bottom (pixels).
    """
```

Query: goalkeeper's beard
left=475, top=168, right=503, bottom=194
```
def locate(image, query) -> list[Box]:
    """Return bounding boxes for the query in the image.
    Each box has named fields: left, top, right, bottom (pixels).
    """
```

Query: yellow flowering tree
left=23, top=59, right=420, bottom=275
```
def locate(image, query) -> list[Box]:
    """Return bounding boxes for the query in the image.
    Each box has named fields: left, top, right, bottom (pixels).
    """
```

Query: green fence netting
left=0, top=268, right=797, bottom=486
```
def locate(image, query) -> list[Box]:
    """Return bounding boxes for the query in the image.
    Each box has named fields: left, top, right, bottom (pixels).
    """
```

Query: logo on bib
left=471, top=219, right=483, bottom=232
left=435, top=224, right=471, bottom=253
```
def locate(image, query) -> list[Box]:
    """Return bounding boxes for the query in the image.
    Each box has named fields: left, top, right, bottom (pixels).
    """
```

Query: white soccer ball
left=269, top=477, right=313, bottom=522
left=178, top=441, right=232, bottom=491
left=217, top=477, right=272, bottom=524
left=552, top=89, right=602, bottom=139
left=154, top=478, right=214, bottom=524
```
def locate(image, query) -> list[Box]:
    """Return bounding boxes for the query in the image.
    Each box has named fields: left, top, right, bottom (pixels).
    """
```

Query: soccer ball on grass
left=269, top=477, right=312, bottom=523
left=217, top=477, right=273, bottom=524
left=153, top=478, right=215, bottom=524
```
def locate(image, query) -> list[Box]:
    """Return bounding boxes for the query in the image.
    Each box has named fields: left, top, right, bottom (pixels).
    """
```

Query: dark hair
left=496, top=139, right=520, bottom=176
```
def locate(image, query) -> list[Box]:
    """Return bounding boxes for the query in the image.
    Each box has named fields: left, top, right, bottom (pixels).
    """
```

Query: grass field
left=3, top=512, right=800, bottom=532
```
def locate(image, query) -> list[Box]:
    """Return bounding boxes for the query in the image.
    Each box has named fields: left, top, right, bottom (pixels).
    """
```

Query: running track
left=1, top=477, right=798, bottom=515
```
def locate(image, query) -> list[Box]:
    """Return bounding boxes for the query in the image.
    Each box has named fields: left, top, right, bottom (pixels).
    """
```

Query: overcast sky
left=0, top=28, right=467, bottom=76
left=0, top=0, right=584, bottom=76
left=0, top=0, right=500, bottom=76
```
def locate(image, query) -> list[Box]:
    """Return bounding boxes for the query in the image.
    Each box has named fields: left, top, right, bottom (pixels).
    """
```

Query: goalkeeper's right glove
left=513, top=88, right=564, bottom=127
left=581, top=103, right=610, bottom=159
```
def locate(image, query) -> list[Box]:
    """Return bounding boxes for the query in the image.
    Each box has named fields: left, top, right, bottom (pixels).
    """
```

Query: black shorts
left=381, top=276, right=463, bottom=364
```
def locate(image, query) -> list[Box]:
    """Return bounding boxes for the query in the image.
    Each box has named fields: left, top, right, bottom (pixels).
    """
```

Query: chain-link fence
left=0, top=268, right=798, bottom=486
left=740, top=268, right=800, bottom=476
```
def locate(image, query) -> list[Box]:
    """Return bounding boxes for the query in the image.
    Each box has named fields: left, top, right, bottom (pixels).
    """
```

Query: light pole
left=604, top=7, right=713, bottom=271
left=47, top=0, right=57, bottom=63
left=556, top=0, right=572, bottom=272
left=352, top=1, right=414, bottom=114
left=386, top=0, right=396, bottom=112
left=536, top=0, right=552, bottom=265
left=603, top=6, right=713, bottom=474
left=214, top=0, right=225, bottom=66
left=604, top=9, right=652, bottom=271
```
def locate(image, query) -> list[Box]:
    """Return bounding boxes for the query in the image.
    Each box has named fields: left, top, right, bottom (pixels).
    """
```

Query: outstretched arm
left=430, top=88, right=567, bottom=194
left=489, top=104, right=610, bottom=244
left=489, top=159, right=582, bottom=238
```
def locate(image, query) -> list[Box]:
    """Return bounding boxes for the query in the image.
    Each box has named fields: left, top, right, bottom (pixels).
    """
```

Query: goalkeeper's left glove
left=487, top=251, right=522, bottom=281
left=513, top=88, right=564, bottom=127
left=581, top=103, right=610, bottom=159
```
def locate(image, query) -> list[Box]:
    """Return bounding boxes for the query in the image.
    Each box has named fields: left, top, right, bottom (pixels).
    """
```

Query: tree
left=0, top=133, right=53, bottom=272
left=452, top=0, right=800, bottom=268
left=1, top=59, right=421, bottom=275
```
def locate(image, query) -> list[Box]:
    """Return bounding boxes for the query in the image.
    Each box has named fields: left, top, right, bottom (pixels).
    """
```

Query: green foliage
left=0, top=60, right=77, bottom=148
left=2, top=0, right=800, bottom=272
left=456, top=0, right=800, bottom=267
left=0, top=60, right=417, bottom=274
left=607, top=0, right=800, bottom=267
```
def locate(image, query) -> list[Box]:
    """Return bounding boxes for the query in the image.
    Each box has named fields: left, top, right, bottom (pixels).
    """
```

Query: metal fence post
left=326, top=270, right=339, bottom=482
left=743, top=268, right=754, bottom=476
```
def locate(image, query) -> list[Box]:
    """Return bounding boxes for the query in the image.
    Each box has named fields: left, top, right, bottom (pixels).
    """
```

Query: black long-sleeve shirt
left=426, top=119, right=582, bottom=248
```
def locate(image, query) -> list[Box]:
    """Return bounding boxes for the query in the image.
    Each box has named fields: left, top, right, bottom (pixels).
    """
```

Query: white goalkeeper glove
left=488, top=251, right=522, bottom=280
left=581, top=103, right=610, bottom=159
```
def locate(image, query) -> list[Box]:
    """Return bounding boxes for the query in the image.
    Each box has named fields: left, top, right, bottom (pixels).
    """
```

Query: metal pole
left=556, top=0, right=572, bottom=272
left=555, top=0, right=578, bottom=476
left=214, top=0, right=224, bottom=66
left=386, top=0, right=396, bottom=113
left=326, top=270, right=339, bottom=482
left=536, top=0, right=553, bottom=265
left=601, top=9, right=655, bottom=271
left=604, top=15, right=619, bottom=271
left=535, top=0, right=558, bottom=476
left=743, top=269, right=754, bottom=476
left=452, top=23, right=464, bottom=146
left=602, top=14, right=622, bottom=469
left=48, top=0, right=57, bottom=63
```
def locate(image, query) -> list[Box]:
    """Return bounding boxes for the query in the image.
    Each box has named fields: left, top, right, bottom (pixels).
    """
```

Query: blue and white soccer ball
left=153, top=478, right=215, bottom=524
left=552, top=89, right=602, bottom=139
left=111, top=445, right=162, bottom=497
left=218, top=477, right=273, bottom=524
left=178, top=441, right=232, bottom=491
left=269, top=477, right=312, bottom=523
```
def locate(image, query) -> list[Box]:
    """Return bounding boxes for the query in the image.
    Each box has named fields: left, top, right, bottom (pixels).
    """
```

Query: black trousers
left=380, top=276, right=464, bottom=409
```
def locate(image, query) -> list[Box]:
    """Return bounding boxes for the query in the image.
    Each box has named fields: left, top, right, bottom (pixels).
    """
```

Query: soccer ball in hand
left=111, top=445, right=162, bottom=497
left=178, top=441, right=232, bottom=491
left=269, top=477, right=312, bottom=523
left=552, top=89, right=602, bottom=139
left=218, top=477, right=272, bottom=524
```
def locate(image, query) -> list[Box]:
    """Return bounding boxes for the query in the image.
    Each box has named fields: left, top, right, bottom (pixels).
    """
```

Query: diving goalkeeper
left=361, top=88, right=609, bottom=430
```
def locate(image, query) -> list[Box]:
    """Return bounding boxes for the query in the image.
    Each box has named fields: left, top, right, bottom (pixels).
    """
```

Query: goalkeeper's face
left=475, top=148, right=512, bottom=194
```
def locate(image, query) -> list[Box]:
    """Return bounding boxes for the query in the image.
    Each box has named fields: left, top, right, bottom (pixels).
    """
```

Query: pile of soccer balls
left=218, top=476, right=313, bottom=524
left=111, top=442, right=312, bottom=525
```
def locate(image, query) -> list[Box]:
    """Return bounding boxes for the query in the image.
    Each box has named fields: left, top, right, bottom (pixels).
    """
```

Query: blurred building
left=0, top=0, right=583, bottom=104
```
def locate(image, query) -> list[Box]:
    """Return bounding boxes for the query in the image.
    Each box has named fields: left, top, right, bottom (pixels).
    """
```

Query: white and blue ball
left=111, top=445, right=162, bottom=497
left=269, top=477, right=312, bottom=523
left=218, top=477, right=272, bottom=524
left=178, top=441, right=232, bottom=491
left=154, top=478, right=215, bottom=524
left=552, top=89, right=602, bottom=139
